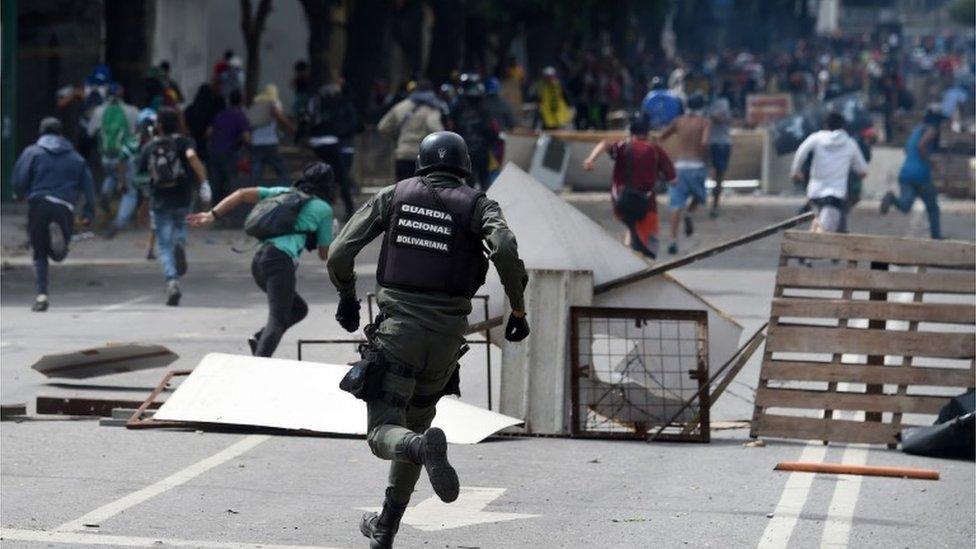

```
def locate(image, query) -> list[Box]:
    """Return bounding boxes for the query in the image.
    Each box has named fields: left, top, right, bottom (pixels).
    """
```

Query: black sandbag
left=937, top=389, right=975, bottom=424
left=900, top=412, right=975, bottom=461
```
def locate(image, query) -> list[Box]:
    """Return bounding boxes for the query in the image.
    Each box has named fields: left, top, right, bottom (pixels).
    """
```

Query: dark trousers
left=468, top=149, right=491, bottom=190
left=312, top=144, right=355, bottom=220
left=251, top=246, right=308, bottom=357
left=250, top=144, right=287, bottom=185
left=28, top=198, right=74, bottom=295
left=209, top=151, right=239, bottom=204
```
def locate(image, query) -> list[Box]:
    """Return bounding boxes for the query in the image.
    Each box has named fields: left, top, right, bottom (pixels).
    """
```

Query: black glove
left=504, top=313, right=530, bottom=342
left=336, top=294, right=361, bottom=333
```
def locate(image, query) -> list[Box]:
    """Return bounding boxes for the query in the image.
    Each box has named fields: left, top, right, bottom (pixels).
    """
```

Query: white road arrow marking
left=358, top=486, right=539, bottom=531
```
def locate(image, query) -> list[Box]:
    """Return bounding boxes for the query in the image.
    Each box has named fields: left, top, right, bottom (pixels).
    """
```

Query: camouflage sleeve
left=475, top=196, right=527, bottom=312
left=326, top=185, right=395, bottom=298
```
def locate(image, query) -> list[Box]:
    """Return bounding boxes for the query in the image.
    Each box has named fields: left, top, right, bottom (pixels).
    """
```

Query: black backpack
left=244, top=190, right=312, bottom=239
left=147, top=136, right=186, bottom=189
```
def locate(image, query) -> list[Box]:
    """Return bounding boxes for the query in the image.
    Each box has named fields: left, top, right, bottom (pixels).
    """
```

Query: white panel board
left=528, top=134, right=571, bottom=191
left=31, top=344, right=178, bottom=379
left=153, top=353, right=522, bottom=444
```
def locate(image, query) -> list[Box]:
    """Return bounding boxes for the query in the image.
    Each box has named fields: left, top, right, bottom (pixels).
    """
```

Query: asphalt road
left=1, top=193, right=973, bottom=548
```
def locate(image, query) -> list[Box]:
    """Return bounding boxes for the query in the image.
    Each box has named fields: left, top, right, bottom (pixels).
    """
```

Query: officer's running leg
left=385, top=394, right=441, bottom=503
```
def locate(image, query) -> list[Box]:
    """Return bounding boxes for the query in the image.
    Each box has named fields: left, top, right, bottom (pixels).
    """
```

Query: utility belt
left=338, top=312, right=468, bottom=409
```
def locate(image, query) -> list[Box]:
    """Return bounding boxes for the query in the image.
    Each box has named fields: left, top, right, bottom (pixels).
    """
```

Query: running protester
left=707, top=96, right=732, bottom=217
left=659, top=92, right=710, bottom=255
left=186, top=162, right=335, bottom=357
left=880, top=108, right=944, bottom=239
left=90, top=85, right=139, bottom=237
left=12, top=117, right=96, bottom=311
left=582, top=114, right=675, bottom=259
left=790, top=112, right=868, bottom=235
left=137, top=107, right=211, bottom=306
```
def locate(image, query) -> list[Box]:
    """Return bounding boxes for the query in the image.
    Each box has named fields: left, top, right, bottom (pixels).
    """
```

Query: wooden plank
left=36, top=396, right=163, bottom=417
left=775, top=267, right=975, bottom=294
left=767, top=325, right=976, bottom=359
left=774, top=462, right=939, bottom=480
left=594, top=212, right=813, bottom=294
left=756, top=387, right=951, bottom=414
left=751, top=414, right=902, bottom=444
left=762, top=360, right=976, bottom=386
left=780, top=231, right=976, bottom=268
left=770, top=298, right=976, bottom=324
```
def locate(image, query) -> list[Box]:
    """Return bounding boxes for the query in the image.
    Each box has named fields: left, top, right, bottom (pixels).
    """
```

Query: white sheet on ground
left=153, top=353, right=522, bottom=444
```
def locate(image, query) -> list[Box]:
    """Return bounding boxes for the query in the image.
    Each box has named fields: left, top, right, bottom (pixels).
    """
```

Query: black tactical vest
left=377, top=177, right=488, bottom=298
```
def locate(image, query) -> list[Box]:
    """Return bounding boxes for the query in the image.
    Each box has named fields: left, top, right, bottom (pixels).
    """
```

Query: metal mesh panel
left=570, top=307, right=710, bottom=442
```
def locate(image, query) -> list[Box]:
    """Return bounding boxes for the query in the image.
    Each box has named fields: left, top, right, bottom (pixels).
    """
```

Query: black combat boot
left=405, top=427, right=459, bottom=503
left=360, top=488, right=408, bottom=549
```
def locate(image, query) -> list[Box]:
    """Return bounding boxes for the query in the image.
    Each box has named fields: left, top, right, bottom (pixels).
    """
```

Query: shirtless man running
left=659, top=92, right=710, bottom=255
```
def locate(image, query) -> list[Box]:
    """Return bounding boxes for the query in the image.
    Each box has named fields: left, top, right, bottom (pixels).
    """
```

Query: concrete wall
left=204, top=0, right=308, bottom=109
left=153, top=0, right=309, bottom=108
left=152, top=0, right=209, bottom=105
left=505, top=129, right=767, bottom=192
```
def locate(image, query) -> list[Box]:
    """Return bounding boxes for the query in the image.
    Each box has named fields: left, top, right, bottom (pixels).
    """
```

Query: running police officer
left=326, top=131, right=530, bottom=548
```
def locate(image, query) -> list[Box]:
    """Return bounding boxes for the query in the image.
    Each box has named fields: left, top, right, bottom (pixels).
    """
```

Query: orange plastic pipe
left=774, top=461, right=940, bottom=481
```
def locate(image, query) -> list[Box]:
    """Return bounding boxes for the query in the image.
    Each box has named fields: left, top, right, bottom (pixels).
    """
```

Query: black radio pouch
left=339, top=344, right=385, bottom=401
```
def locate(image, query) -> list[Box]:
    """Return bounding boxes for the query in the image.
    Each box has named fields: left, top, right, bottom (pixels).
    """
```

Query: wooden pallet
left=750, top=231, right=976, bottom=446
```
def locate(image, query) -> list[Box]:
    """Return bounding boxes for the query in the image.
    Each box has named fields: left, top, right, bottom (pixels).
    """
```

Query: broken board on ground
left=30, top=344, right=179, bottom=379
left=151, top=353, right=522, bottom=444
left=480, top=164, right=742, bottom=368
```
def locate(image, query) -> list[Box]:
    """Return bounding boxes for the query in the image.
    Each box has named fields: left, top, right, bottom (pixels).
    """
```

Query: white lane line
left=757, top=442, right=829, bottom=549
left=56, top=435, right=270, bottom=532
left=0, top=528, right=346, bottom=548
left=97, top=294, right=153, bottom=312
left=820, top=444, right=869, bottom=548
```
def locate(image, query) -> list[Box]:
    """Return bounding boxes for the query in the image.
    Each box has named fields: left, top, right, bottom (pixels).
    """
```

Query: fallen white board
left=478, top=164, right=742, bottom=369
left=153, top=353, right=522, bottom=444
left=30, top=344, right=179, bottom=379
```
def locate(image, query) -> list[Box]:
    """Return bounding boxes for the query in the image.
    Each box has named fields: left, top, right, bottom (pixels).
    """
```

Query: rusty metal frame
left=569, top=306, right=710, bottom=442
left=126, top=370, right=192, bottom=429
left=297, top=293, right=497, bottom=410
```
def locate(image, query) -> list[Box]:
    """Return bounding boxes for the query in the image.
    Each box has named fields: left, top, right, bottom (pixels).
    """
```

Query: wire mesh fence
left=570, top=307, right=710, bottom=442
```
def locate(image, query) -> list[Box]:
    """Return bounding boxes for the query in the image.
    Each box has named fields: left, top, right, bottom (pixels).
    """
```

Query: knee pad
left=366, top=426, right=384, bottom=457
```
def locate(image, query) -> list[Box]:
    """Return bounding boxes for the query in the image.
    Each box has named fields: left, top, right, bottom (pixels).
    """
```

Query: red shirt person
left=583, top=114, right=675, bottom=258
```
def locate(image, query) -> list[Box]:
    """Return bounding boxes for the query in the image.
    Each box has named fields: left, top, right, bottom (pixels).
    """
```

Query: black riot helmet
left=415, top=131, right=472, bottom=177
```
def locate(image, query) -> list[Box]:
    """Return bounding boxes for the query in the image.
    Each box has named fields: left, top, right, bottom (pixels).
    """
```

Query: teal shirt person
left=258, top=186, right=335, bottom=258
left=186, top=161, right=340, bottom=358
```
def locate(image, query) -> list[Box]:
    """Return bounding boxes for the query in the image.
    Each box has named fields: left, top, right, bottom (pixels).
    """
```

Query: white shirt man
left=791, top=114, right=868, bottom=233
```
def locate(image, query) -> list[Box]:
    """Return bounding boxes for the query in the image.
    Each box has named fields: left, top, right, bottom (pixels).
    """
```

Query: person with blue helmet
left=641, top=77, right=683, bottom=130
